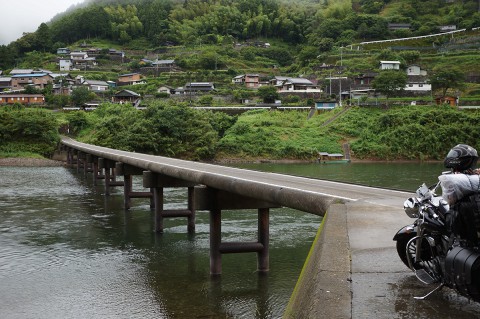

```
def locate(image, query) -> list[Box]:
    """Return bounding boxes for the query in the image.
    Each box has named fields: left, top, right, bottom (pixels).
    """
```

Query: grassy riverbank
left=216, top=105, right=480, bottom=161
left=3, top=104, right=480, bottom=163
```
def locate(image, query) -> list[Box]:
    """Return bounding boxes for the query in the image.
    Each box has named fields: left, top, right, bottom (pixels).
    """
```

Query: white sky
left=0, top=0, right=84, bottom=45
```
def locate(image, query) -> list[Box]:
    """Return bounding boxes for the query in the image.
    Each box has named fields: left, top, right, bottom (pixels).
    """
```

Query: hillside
left=3, top=0, right=480, bottom=71
left=3, top=0, right=480, bottom=162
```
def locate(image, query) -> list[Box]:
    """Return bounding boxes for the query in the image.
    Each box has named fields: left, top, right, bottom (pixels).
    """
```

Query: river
left=0, top=162, right=445, bottom=318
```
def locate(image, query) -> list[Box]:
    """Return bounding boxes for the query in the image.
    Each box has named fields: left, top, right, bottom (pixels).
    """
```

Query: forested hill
left=2, top=0, right=480, bottom=70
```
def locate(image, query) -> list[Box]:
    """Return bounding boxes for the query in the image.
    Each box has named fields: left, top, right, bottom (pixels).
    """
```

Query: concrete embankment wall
left=283, top=203, right=351, bottom=319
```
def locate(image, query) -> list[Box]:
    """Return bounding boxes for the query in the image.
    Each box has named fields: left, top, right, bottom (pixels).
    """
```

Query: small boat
left=317, top=152, right=350, bottom=164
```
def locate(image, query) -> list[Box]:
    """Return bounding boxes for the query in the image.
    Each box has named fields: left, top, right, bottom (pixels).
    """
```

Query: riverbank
left=0, top=157, right=65, bottom=167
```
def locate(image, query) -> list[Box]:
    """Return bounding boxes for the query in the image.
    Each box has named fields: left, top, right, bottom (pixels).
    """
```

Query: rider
left=442, top=144, right=480, bottom=245
left=444, top=144, right=479, bottom=175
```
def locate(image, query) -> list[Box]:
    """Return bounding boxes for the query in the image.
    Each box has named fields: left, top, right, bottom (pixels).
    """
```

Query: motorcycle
left=394, top=181, right=480, bottom=301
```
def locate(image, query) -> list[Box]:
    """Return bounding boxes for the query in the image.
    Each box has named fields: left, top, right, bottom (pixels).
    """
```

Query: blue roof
left=12, top=73, right=50, bottom=78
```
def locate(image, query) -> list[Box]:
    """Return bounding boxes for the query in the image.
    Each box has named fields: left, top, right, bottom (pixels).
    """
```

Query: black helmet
left=444, top=144, right=478, bottom=172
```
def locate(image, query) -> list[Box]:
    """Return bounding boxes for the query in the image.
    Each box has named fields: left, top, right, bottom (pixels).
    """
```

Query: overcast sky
left=0, top=0, right=85, bottom=45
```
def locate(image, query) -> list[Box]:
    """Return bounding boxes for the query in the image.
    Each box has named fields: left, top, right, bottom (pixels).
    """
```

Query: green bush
left=0, top=107, right=60, bottom=157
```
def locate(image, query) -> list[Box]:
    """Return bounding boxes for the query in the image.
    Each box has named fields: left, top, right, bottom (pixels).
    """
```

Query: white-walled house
left=405, top=65, right=431, bottom=93
left=405, top=76, right=431, bottom=92
left=83, top=79, right=110, bottom=92
left=270, top=76, right=321, bottom=93
left=380, top=61, right=401, bottom=70
left=407, top=65, right=427, bottom=76
left=59, top=59, right=72, bottom=71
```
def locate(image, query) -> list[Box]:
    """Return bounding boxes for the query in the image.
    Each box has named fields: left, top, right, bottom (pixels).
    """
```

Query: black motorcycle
left=394, top=182, right=480, bottom=301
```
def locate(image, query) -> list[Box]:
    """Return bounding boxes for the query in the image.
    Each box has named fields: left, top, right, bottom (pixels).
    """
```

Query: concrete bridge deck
left=285, top=186, right=480, bottom=318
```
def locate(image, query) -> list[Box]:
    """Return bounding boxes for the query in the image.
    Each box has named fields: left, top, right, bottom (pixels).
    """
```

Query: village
left=0, top=42, right=454, bottom=111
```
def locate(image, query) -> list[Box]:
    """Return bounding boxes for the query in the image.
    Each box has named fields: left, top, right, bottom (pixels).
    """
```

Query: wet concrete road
left=346, top=196, right=480, bottom=318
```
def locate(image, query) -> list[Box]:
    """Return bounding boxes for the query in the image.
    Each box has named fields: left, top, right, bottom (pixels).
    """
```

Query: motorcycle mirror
left=404, top=197, right=420, bottom=218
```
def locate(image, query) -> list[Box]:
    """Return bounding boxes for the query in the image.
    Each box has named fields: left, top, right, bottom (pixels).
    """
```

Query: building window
left=419, top=84, right=423, bottom=87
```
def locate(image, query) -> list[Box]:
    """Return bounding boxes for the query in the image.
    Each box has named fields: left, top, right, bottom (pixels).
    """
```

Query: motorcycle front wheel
left=396, top=234, right=419, bottom=269
left=396, top=235, right=435, bottom=271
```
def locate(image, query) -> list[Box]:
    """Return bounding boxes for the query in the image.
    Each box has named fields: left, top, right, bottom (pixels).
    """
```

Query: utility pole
left=339, top=76, right=342, bottom=107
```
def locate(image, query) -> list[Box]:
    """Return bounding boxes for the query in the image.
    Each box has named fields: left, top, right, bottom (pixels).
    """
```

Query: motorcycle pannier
left=445, top=246, right=480, bottom=301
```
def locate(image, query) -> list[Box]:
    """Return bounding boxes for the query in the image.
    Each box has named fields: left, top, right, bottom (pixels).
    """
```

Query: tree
left=34, top=23, right=52, bottom=52
left=429, top=66, right=465, bottom=98
left=258, top=86, right=280, bottom=104
left=371, top=70, right=408, bottom=106
left=71, top=87, right=95, bottom=107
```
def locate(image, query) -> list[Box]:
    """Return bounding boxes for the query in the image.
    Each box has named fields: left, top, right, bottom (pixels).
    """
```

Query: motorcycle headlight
left=404, top=197, right=420, bottom=218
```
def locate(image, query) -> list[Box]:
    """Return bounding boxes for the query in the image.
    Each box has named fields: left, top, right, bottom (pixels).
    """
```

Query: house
left=151, top=59, right=176, bottom=71
left=107, top=81, right=117, bottom=89
left=404, top=65, right=431, bottom=94
left=270, top=76, right=289, bottom=86
left=112, top=89, right=141, bottom=104
left=59, top=59, right=73, bottom=71
left=57, top=48, right=71, bottom=55
left=351, top=72, right=377, bottom=87
left=184, top=82, right=215, bottom=93
left=9, top=69, right=35, bottom=75
left=406, top=65, right=427, bottom=76
left=70, top=51, right=97, bottom=69
left=435, top=96, right=457, bottom=106
left=11, top=73, right=53, bottom=90
left=345, top=72, right=377, bottom=100
left=278, top=78, right=320, bottom=92
left=0, top=94, right=45, bottom=105
left=173, top=87, right=185, bottom=95
left=82, top=79, right=110, bottom=92
left=109, top=49, right=125, bottom=61
left=117, top=73, right=144, bottom=86
left=157, top=86, right=174, bottom=95
left=53, top=84, right=71, bottom=96
left=271, top=76, right=321, bottom=93
left=0, top=77, right=12, bottom=90
left=380, top=61, right=401, bottom=70
left=405, top=75, right=431, bottom=93
left=232, top=74, right=260, bottom=88
left=71, top=51, right=88, bottom=60
left=86, top=48, right=101, bottom=56
left=350, top=88, right=377, bottom=100
left=50, top=73, right=74, bottom=95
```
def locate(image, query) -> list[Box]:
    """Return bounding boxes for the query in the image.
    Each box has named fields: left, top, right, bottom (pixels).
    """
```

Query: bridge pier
left=94, top=157, right=105, bottom=183
left=116, top=163, right=153, bottom=210
left=66, top=148, right=74, bottom=168
left=76, top=151, right=84, bottom=174
left=194, top=187, right=279, bottom=275
left=143, top=171, right=197, bottom=233
left=98, top=158, right=124, bottom=195
left=84, top=154, right=94, bottom=176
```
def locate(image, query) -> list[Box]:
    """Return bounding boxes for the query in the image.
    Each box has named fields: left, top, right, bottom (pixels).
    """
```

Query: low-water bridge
left=59, top=137, right=480, bottom=318
left=60, top=136, right=380, bottom=275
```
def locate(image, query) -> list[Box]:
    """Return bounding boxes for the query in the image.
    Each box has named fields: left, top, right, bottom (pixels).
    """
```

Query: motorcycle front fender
left=393, top=224, right=417, bottom=241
